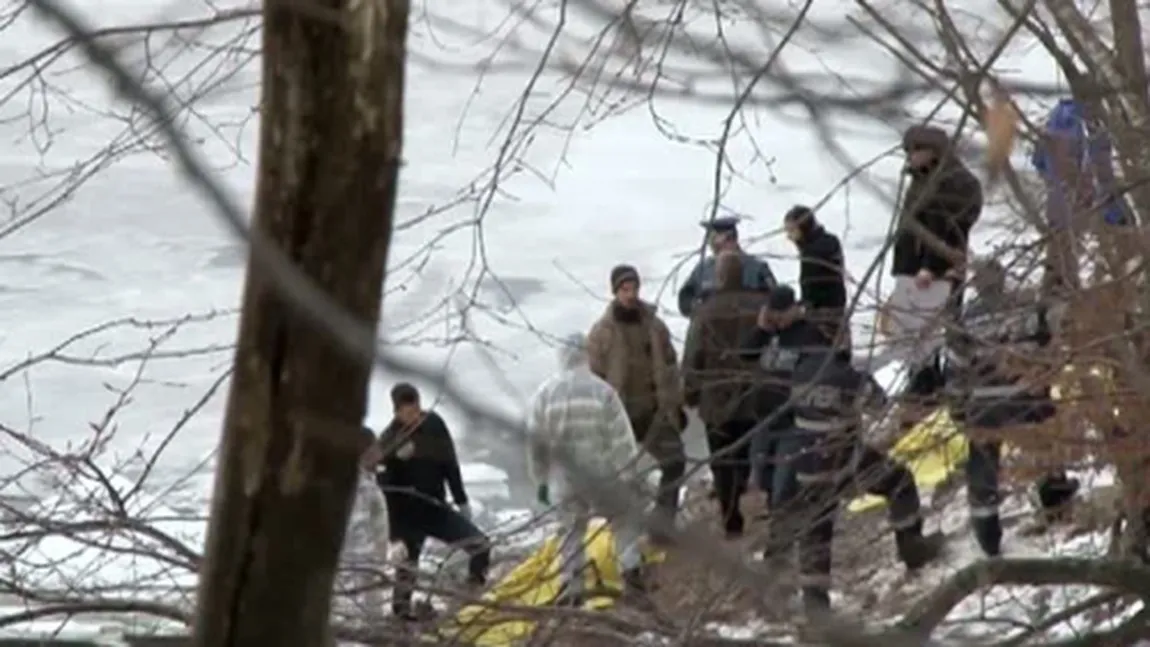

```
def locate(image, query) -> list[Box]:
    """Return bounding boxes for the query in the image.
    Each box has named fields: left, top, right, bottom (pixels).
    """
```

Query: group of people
left=524, top=122, right=1083, bottom=613
left=355, top=119, right=1100, bottom=621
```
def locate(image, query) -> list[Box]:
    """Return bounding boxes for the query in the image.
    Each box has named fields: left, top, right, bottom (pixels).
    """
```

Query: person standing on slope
left=375, top=383, right=491, bottom=621
left=783, top=205, right=849, bottom=350
left=887, top=125, right=983, bottom=429
left=773, top=346, right=944, bottom=614
left=944, top=259, right=1079, bottom=557
left=739, top=285, right=832, bottom=511
left=588, top=265, right=688, bottom=541
left=681, top=251, right=763, bottom=539
left=678, top=217, right=776, bottom=318
left=527, top=332, right=650, bottom=604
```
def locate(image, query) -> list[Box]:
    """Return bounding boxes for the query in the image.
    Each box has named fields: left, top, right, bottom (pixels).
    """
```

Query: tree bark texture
left=190, top=0, right=409, bottom=644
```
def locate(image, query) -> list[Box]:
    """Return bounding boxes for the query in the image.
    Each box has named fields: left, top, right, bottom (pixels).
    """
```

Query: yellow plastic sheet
left=848, top=408, right=968, bottom=514
left=848, top=365, right=1095, bottom=514
left=437, top=518, right=665, bottom=646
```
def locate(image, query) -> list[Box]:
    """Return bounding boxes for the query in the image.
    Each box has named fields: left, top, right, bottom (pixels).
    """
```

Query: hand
left=457, top=503, right=472, bottom=521
left=914, top=269, right=934, bottom=290
left=756, top=306, right=774, bottom=330
left=387, top=540, right=408, bottom=562
left=536, top=484, right=550, bottom=507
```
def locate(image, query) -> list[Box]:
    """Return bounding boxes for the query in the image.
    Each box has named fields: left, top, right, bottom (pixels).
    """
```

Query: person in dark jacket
left=772, top=348, right=944, bottom=613
left=784, top=205, right=848, bottom=349
left=376, top=383, right=491, bottom=620
left=739, top=285, right=831, bottom=505
left=944, top=259, right=1079, bottom=557
left=682, top=251, right=764, bottom=538
left=888, top=125, right=984, bottom=428
left=678, top=217, right=776, bottom=318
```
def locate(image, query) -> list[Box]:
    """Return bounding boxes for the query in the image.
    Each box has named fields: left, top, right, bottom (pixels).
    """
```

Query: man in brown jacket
left=588, top=264, right=688, bottom=538
left=682, top=252, right=764, bottom=538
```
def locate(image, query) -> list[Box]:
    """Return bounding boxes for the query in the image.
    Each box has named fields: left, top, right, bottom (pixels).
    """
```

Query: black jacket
left=376, top=411, right=468, bottom=533
left=796, top=226, right=846, bottom=313
left=740, top=318, right=833, bottom=420
left=892, top=127, right=983, bottom=278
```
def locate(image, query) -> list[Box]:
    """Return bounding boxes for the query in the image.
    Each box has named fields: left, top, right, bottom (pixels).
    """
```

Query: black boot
left=895, top=527, right=945, bottom=570
left=801, top=587, right=831, bottom=615
left=1037, top=475, right=1080, bottom=524
left=724, top=509, right=746, bottom=540
left=972, top=515, right=1003, bottom=557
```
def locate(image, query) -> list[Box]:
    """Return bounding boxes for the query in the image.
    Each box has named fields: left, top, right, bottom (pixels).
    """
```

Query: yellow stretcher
left=437, top=519, right=665, bottom=646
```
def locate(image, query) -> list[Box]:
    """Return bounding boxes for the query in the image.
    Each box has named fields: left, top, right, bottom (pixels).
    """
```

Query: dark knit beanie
left=610, top=264, right=640, bottom=292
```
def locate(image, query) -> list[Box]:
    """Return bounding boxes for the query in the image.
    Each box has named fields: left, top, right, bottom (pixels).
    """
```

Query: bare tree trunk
left=189, top=0, right=409, bottom=644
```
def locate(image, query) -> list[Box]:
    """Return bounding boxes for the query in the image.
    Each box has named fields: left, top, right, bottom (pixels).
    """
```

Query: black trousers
left=705, top=419, right=755, bottom=534
left=965, top=439, right=1077, bottom=557
left=769, top=438, right=923, bottom=609
left=392, top=503, right=491, bottom=615
left=630, top=410, right=687, bottom=521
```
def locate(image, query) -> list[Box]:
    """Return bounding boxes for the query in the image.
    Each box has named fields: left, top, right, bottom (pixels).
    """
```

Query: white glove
left=457, top=503, right=472, bottom=521
left=387, top=540, right=408, bottom=562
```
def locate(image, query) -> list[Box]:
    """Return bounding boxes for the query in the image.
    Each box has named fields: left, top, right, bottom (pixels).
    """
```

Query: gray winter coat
left=678, top=251, right=775, bottom=317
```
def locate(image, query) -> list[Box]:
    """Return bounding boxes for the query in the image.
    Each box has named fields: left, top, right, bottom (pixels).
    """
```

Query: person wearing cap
left=739, top=284, right=831, bottom=510
left=783, top=205, right=848, bottom=349
left=588, top=264, right=688, bottom=540
left=677, top=216, right=776, bottom=318
left=681, top=251, right=764, bottom=539
left=886, top=125, right=983, bottom=429
left=526, top=332, right=650, bottom=603
left=375, top=383, right=491, bottom=620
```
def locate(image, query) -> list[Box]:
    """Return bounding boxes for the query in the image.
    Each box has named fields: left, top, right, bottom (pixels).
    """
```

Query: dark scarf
left=611, top=301, right=644, bottom=324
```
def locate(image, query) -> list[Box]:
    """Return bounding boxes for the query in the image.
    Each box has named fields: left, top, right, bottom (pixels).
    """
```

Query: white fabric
left=337, top=470, right=390, bottom=623
left=525, top=335, right=640, bottom=498
left=528, top=333, right=646, bottom=596
left=341, top=470, right=390, bottom=564
left=881, top=276, right=952, bottom=366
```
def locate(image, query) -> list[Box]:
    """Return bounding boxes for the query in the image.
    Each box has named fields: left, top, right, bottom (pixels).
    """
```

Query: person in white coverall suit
left=527, top=332, right=650, bottom=605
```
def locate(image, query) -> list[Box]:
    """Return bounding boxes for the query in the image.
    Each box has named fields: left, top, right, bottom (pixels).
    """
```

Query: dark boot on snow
left=895, top=523, right=945, bottom=570
left=1037, top=475, right=1080, bottom=525
left=800, top=587, right=831, bottom=615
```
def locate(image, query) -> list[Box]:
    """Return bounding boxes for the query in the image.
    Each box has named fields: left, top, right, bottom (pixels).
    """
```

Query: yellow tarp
left=847, top=408, right=968, bottom=514
left=847, top=365, right=1095, bottom=514
left=437, top=518, right=665, bottom=646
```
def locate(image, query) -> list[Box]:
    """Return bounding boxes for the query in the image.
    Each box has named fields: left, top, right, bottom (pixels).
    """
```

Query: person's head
left=902, top=125, right=950, bottom=173
left=703, top=217, right=740, bottom=254
left=610, top=264, right=641, bottom=308
left=557, top=332, right=589, bottom=370
left=765, top=284, right=800, bottom=328
left=390, top=382, right=422, bottom=425
left=783, top=205, right=816, bottom=244
left=715, top=251, right=743, bottom=291
left=359, top=426, right=383, bottom=469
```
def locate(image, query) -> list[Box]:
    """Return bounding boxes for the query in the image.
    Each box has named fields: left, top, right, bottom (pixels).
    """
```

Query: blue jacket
left=678, top=252, right=775, bottom=317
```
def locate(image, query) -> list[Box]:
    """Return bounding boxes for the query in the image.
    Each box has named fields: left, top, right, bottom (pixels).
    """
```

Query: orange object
left=984, top=84, right=1019, bottom=185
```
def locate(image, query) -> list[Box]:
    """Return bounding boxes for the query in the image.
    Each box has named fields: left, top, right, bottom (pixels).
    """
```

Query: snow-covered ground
left=0, top=0, right=1137, bottom=642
